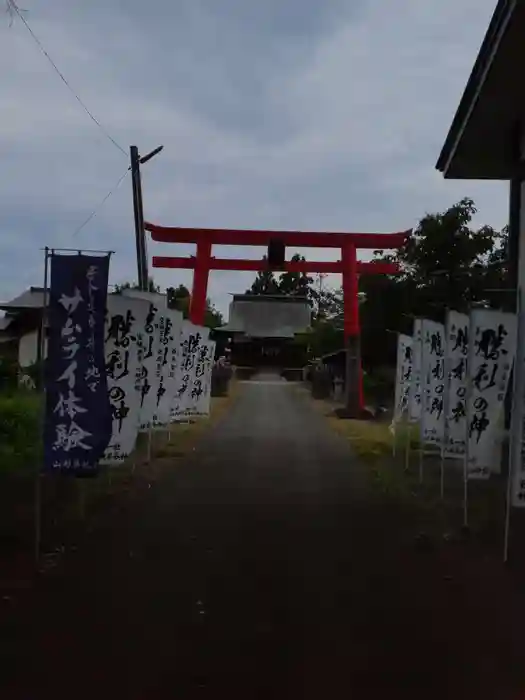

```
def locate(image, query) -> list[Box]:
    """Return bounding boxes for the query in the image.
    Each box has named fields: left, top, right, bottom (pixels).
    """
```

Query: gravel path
left=2, top=377, right=525, bottom=698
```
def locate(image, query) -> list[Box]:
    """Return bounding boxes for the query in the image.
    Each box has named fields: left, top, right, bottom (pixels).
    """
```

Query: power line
left=72, top=168, right=130, bottom=238
left=7, top=1, right=127, bottom=157
left=0, top=167, right=129, bottom=301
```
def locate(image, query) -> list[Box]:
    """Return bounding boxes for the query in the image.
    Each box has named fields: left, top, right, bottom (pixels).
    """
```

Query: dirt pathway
left=2, top=378, right=525, bottom=698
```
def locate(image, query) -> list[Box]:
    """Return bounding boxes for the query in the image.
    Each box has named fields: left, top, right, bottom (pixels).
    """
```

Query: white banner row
left=393, top=309, right=516, bottom=484
left=101, top=290, right=215, bottom=465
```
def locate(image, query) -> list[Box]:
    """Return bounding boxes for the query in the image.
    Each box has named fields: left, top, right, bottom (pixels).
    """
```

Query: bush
left=0, top=392, right=42, bottom=475
left=0, top=356, right=19, bottom=393
left=211, top=365, right=233, bottom=396
left=362, top=371, right=393, bottom=405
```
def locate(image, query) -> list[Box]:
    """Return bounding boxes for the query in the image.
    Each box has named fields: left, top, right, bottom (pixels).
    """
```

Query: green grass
left=319, top=404, right=507, bottom=541
left=0, top=391, right=42, bottom=476
left=327, top=417, right=421, bottom=499
left=327, top=417, right=416, bottom=461
left=0, top=387, right=239, bottom=568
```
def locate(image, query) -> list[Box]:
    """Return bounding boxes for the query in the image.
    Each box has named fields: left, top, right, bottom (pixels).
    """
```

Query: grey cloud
left=0, top=0, right=509, bottom=317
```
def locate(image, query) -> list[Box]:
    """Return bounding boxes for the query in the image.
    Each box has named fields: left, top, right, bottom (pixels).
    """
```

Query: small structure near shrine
left=0, top=286, right=47, bottom=368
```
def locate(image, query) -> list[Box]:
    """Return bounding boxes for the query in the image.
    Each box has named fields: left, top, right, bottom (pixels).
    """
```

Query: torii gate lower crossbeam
left=146, top=223, right=410, bottom=417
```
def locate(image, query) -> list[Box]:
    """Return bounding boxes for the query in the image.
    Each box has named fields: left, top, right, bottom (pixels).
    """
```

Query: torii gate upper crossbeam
left=146, top=222, right=410, bottom=249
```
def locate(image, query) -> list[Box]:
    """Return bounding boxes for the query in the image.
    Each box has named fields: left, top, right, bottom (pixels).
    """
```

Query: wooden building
left=216, top=294, right=311, bottom=376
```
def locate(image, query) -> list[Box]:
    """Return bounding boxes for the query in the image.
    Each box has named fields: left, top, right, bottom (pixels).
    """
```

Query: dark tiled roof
left=0, top=287, right=45, bottom=311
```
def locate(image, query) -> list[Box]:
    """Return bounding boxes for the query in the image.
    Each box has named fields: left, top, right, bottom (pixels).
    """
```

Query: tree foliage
left=278, top=254, right=314, bottom=299
left=166, top=284, right=224, bottom=329
left=245, top=257, right=281, bottom=296
left=113, top=277, right=160, bottom=294
left=358, top=198, right=509, bottom=367
left=246, top=253, right=320, bottom=307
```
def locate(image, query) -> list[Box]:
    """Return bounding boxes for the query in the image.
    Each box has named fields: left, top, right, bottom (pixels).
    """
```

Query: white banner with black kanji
left=152, top=309, right=183, bottom=430
left=466, top=309, right=516, bottom=480
left=408, top=319, right=422, bottom=423
left=172, top=321, right=210, bottom=420
left=122, top=290, right=166, bottom=431
left=443, top=310, right=469, bottom=459
left=101, top=295, right=149, bottom=464
left=187, top=340, right=216, bottom=418
left=420, top=319, right=445, bottom=447
left=393, top=333, right=413, bottom=427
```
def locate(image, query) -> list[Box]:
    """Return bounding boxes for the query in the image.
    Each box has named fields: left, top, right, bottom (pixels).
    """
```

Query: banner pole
left=39, top=247, right=115, bottom=255
left=35, top=246, right=50, bottom=565
left=504, top=454, right=514, bottom=563
left=504, top=301, right=522, bottom=562
left=463, top=306, right=473, bottom=529
left=440, top=310, right=450, bottom=501
left=463, top=339, right=470, bottom=529
left=392, top=425, right=397, bottom=458
left=463, top=378, right=469, bottom=529
left=34, top=462, right=42, bottom=566
left=147, top=426, right=152, bottom=464
left=405, top=424, right=411, bottom=472
left=463, top=452, right=469, bottom=528
left=440, top=447, right=445, bottom=500
left=418, top=319, right=425, bottom=485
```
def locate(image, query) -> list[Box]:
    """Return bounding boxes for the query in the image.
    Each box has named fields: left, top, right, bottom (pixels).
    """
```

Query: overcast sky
left=0, top=0, right=507, bottom=315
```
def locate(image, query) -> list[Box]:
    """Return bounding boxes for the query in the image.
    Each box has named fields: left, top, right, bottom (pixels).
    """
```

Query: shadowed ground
left=2, top=375, right=525, bottom=698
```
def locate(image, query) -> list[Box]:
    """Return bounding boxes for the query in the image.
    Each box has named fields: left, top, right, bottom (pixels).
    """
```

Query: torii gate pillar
left=190, top=239, right=212, bottom=325
left=342, top=242, right=363, bottom=415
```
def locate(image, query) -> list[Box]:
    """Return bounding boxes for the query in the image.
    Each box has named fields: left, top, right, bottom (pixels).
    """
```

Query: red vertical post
left=341, top=243, right=363, bottom=416
left=189, top=239, right=212, bottom=326
left=342, top=242, right=359, bottom=335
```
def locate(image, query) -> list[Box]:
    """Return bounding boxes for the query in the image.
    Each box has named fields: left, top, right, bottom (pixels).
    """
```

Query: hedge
left=0, top=392, right=42, bottom=475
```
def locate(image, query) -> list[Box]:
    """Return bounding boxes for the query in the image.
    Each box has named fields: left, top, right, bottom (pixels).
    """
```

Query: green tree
left=394, top=197, right=501, bottom=317
left=203, top=302, right=224, bottom=329
left=246, top=253, right=319, bottom=304
left=166, top=284, right=192, bottom=312
left=114, top=277, right=160, bottom=294
left=278, top=254, right=314, bottom=299
left=305, top=319, right=344, bottom=359
left=166, top=284, right=224, bottom=328
left=246, top=258, right=280, bottom=295
left=358, top=197, right=508, bottom=369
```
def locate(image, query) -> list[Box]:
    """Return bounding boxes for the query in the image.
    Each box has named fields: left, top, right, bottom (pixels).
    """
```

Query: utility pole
left=130, top=144, right=163, bottom=291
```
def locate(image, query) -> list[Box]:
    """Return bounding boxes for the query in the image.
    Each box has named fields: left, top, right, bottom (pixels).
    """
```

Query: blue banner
left=43, top=254, right=112, bottom=474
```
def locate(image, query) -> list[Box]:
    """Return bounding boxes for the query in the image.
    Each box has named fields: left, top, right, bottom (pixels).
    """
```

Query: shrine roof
left=0, top=287, right=45, bottom=311
left=221, top=295, right=312, bottom=338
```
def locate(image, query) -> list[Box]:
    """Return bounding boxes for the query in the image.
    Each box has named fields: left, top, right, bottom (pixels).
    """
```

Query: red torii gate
left=146, top=223, right=410, bottom=417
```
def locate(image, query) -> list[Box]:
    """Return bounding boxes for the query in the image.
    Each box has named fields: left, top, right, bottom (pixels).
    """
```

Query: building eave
left=436, top=0, right=521, bottom=179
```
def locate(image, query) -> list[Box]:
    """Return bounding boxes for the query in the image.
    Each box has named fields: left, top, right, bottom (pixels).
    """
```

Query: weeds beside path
left=303, top=386, right=509, bottom=544
left=0, top=385, right=238, bottom=598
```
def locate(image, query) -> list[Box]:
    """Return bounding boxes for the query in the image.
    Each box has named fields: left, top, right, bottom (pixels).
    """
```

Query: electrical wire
left=72, top=168, right=130, bottom=238
left=7, top=1, right=128, bottom=157
left=2, top=165, right=128, bottom=295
